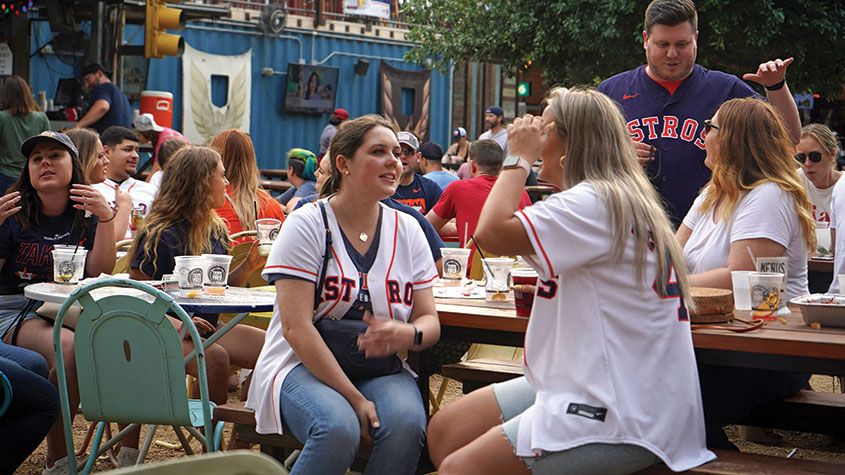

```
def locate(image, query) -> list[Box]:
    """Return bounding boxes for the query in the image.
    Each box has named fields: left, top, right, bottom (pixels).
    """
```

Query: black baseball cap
left=419, top=142, right=444, bottom=161
left=20, top=131, right=79, bottom=160
left=80, top=63, right=110, bottom=79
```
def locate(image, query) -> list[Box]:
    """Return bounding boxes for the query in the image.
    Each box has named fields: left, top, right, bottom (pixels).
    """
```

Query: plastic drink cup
left=440, top=248, right=471, bottom=286
left=174, top=256, right=206, bottom=290
left=815, top=221, right=832, bottom=257
left=202, top=254, right=233, bottom=295
left=52, top=247, right=88, bottom=284
left=748, top=272, right=785, bottom=321
left=511, top=268, right=538, bottom=317
left=255, top=218, right=281, bottom=256
left=730, top=271, right=753, bottom=310
left=482, top=258, right=514, bottom=301
left=754, top=257, right=788, bottom=309
left=161, top=274, right=179, bottom=293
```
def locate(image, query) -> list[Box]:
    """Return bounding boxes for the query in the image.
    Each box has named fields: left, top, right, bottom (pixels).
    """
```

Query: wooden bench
left=260, top=169, right=289, bottom=180
left=259, top=179, right=293, bottom=193
left=442, top=360, right=845, bottom=437
left=637, top=448, right=845, bottom=474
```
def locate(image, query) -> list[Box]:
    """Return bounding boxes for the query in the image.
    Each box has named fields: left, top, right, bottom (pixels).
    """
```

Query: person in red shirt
left=426, top=139, right=531, bottom=270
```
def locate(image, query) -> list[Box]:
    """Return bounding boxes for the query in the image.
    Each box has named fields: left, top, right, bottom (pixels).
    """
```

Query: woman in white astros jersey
left=427, top=87, right=715, bottom=474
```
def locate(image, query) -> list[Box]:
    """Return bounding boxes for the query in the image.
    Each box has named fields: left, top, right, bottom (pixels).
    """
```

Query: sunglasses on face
left=795, top=151, right=824, bottom=163
left=400, top=148, right=415, bottom=157
left=703, top=119, right=719, bottom=134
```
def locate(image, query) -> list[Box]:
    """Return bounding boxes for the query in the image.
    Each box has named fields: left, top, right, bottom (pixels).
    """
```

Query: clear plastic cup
left=52, top=247, right=88, bottom=284
left=255, top=218, right=282, bottom=256
left=174, top=255, right=206, bottom=290
left=730, top=270, right=753, bottom=310
left=748, top=272, right=785, bottom=321
left=161, top=273, right=179, bottom=293
left=440, top=248, right=471, bottom=286
left=815, top=221, right=832, bottom=257
left=481, top=257, right=514, bottom=301
left=202, top=254, right=233, bottom=295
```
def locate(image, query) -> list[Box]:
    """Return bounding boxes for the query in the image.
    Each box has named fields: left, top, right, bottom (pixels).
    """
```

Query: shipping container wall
left=29, top=21, right=451, bottom=169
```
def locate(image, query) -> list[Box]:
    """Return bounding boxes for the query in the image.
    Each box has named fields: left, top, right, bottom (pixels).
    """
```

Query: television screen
left=284, top=64, right=339, bottom=115
left=54, top=78, right=83, bottom=108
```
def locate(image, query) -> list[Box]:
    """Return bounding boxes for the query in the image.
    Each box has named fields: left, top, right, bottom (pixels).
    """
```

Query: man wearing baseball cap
left=419, top=142, right=458, bottom=191
left=446, top=127, right=469, bottom=163
left=319, top=108, right=349, bottom=155
left=74, top=63, right=132, bottom=134
left=478, top=105, right=508, bottom=156
left=132, top=113, right=189, bottom=170
left=392, top=131, right=442, bottom=214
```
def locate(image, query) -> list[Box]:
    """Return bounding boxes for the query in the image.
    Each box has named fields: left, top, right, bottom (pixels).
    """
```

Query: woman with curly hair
left=210, top=129, right=284, bottom=240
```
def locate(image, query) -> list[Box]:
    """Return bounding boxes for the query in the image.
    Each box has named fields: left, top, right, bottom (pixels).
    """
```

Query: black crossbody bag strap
left=314, top=202, right=333, bottom=313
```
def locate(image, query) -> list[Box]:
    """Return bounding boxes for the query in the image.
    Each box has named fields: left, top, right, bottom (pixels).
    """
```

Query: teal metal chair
left=103, top=450, right=288, bottom=474
left=0, top=369, right=11, bottom=417
left=52, top=278, right=223, bottom=474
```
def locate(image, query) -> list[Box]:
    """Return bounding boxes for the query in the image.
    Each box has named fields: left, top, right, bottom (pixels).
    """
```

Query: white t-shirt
left=683, top=182, right=808, bottom=299
left=148, top=170, right=163, bottom=195
left=93, top=177, right=156, bottom=239
left=246, top=199, right=438, bottom=435
left=514, top=182, right=714, bottom=472
left=828, top=179, right=845, bottom=292
left=479, top=128, right=508, bottom=156
left=797, top=168, right=836, bottom=224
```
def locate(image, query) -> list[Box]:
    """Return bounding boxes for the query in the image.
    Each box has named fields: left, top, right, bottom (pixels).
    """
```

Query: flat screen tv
left=284, top=64, right=339, bottom=115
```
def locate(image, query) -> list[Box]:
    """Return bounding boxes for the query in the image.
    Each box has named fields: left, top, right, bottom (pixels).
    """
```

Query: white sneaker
left=117, top=447, right=141, bottom=467
left=42, top=456, right=70, bottom=475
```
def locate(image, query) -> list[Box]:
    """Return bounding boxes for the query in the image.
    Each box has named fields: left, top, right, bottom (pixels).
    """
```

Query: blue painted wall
left=29, top=21, right=451, bottom=170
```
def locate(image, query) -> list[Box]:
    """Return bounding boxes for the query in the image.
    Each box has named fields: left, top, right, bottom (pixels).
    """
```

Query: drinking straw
left=746, top=246, right=757, bottom=268
left=471, top=235, right=496, bottom=283
left=463, top=222, right=469, bottom=248
left=253, top=200, right=259, bottom=222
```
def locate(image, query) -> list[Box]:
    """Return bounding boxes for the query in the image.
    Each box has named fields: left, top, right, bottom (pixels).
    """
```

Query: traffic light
left=145, top=0, right=185, bottom=58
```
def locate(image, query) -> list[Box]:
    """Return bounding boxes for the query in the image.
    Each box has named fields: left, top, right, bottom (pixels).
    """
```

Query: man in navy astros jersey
left=599, top=0, right=801, bottom=226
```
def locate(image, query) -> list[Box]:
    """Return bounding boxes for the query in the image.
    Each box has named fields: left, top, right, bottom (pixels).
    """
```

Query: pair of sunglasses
left=703, top=119, right=719, bottom=134
left=794, top=151, right=823, bottom=163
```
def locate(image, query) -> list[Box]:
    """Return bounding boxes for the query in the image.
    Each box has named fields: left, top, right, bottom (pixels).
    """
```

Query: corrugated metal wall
left=29, top=21, right=451, bottom=170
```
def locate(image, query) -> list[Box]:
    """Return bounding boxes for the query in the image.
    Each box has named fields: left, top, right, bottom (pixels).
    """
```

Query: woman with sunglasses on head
left=0, top=131, right=115, bottom=473
left=676, top=97, right=815, bottom=450
left=795, top=124, right=841, bottom=225
left=247, top=115, right=440, bottom=475
left=428, top=87, right=713, bottom=475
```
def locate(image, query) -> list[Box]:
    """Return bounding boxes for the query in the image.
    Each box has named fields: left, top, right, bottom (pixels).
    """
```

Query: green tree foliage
left=404, top=0, right=845, bottom=97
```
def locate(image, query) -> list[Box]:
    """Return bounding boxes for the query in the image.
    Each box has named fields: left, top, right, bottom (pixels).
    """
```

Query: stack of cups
left=52, top=245, right=88, bottom=285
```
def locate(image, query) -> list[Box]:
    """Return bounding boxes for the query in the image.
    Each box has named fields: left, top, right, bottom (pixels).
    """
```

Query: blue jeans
left=0, top=342, right=59, bottom=473
left=280, top=364, right=426, bottom=475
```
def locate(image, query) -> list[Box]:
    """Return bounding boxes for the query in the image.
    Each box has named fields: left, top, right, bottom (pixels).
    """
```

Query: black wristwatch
left=413, top=325, right=423, bottom=346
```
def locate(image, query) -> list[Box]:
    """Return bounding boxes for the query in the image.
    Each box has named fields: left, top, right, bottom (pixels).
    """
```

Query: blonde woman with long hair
left=128, top=146, right=266, bottom=449
left=210, top=129, right=285, bottom=241
left=65, top=127, right=132, bottom=240
left=795, top=123, right=841, bottom=223
left=428, top=87, right=713, bottom=475
left=677, top=97, right=814, bottom=450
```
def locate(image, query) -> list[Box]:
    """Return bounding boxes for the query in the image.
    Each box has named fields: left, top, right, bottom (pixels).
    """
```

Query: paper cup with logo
left=754, top=256, right=788, bottom=309
left=174, top=255, right=206, bottom=290
left=202, top=254, right=233, bottom=295
left=512, top=268, right=538, bottom=317
left=52, top=247, right=88, bottom=284
left=482, top=257, right=514, bottom=301
left=255, top=218, right=282, bottom=256
left=748, top=272, right=785, bottom=321
left=440, top=248, right=471, bottom=286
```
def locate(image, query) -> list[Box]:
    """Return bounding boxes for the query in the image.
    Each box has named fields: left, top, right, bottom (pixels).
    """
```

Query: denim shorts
left=492, top=377, right=660, bottom=475
left=0, top=294, right=41, bottom=341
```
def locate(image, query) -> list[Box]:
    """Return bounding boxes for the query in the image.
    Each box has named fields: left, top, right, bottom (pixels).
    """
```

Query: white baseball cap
left=132, top=113, right=164, bottom=133
left=397, top=131, right=420, bottom=151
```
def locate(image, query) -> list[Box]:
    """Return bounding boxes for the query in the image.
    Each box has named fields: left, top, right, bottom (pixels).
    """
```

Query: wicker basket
left=689, top=287, right=735, bottom=324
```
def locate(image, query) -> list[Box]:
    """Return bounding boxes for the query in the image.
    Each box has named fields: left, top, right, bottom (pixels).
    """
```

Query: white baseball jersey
left=828, top=179, right=845, bottom=292
left=514, top=182, right=714, bottom=472
left=93, top=177, right=156, bottom=239
left=246, top=199, right=438, bottom=435
left=682, top=182, right=809, bottom=300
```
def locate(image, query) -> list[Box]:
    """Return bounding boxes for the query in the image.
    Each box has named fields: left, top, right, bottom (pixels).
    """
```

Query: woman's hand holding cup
left=507, top=114, right=546, bottom=164
left=70, top=184, right=112, bottom=220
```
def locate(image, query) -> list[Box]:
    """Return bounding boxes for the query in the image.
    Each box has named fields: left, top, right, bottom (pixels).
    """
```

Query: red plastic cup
left=512, top=269, right=538, bottom=317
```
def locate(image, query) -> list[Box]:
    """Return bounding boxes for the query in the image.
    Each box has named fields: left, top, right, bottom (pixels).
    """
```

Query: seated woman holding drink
left=427, top=87, right=714, bottom=474
left=0, top=131, right=115, bottom=473
left=246, top=115, right=440, bottom=475
left=676, top=97, right=815, bottom=449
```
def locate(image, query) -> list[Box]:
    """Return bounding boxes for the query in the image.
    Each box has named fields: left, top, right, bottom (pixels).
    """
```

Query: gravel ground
left=17, top=375, right=845, bottom=473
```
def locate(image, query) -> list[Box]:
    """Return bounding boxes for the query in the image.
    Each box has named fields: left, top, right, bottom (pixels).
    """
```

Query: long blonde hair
left=131, top=146, right=229, bottom=275
left=65, top=128, right=102, bottom=184
left=210, top=129, right=268, bottom=231
left=701, top=98, right=815, bottom=252
left=548, top=86, right=688, bottom=298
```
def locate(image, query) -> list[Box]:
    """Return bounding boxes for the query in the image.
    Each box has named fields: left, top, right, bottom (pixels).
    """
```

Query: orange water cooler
left=139, top=91, right=173, bottom=128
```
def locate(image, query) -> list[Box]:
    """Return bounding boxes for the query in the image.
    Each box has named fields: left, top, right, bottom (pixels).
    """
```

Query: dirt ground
left=16, top=374, right=845, bottom=473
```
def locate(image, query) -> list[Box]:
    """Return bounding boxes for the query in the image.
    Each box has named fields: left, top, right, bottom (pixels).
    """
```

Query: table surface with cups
left=23, top=280, right=277, bottom=314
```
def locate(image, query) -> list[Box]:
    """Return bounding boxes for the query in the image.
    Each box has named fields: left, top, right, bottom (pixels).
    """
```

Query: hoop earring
left=559, top=155, right=566, bottom=167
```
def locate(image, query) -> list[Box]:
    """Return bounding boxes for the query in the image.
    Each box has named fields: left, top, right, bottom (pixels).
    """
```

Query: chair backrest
left=229, top=240, right=255, bottom=271
left=0, top=369, right=11, bottom=417
left=53, top=279, right=213, bottom=430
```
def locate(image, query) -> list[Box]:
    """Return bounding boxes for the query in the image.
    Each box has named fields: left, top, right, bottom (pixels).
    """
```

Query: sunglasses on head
left=794, top=151, right=823, bottom=163
left=703, top=119, right=719, bottom=134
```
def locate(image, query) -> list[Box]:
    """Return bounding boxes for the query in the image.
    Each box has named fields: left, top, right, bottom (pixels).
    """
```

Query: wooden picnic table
left=411, top=299, right=845, bottom=405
